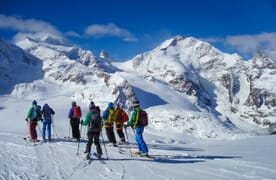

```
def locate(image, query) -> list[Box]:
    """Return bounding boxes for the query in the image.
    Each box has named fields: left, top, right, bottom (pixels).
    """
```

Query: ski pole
left=124, top=126, right=132, bottom=157
left=26, top=119, right=30, bottom=139
left=76, top=121, right=82, bottom=156
left=52, top=116, right=58, bottom=139
left=68, top=120, right=71, bottom=139
left=37, top=122, right=42, bottom=140
left=100, top=131, right=109, bottom=159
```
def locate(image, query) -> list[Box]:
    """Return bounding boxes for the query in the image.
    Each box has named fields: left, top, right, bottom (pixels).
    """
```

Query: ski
left=118, top=149, right=155, bottom=160
left=92, top=152, right=106, bottom=164
left=84, top=153, right=105, bottom=164
left=23, top=137, right=43, bottom=146
left=131, top=153, right=156, bottom=160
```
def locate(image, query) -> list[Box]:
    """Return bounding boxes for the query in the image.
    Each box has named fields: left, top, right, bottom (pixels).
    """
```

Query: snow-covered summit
left=0, top=38, right=43, bottom=94
left=116, top=35, right=276, bottom=132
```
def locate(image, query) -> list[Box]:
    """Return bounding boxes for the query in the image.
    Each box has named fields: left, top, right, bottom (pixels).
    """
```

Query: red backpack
left=73, top=106, right=82, bottom=119
left=121, top=110, right=129, bottom=122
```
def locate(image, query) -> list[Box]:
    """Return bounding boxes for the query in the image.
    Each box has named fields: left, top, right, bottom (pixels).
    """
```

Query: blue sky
left=0, top=0, right=276, bottom=60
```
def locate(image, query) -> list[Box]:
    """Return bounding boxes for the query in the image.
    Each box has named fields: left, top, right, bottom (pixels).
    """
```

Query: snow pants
left=86, top=131, right=102, bottom=155
left=135, top=127, right=148, bottom=153
left=29, top=119, right=38, bottom=140
left=70, top=118, right=80, bottom=139
left=116, top=123, right=126, bottom=142
left=42, top=119, right=51, bottom=140
left=105, top=126, right=116, bottom=144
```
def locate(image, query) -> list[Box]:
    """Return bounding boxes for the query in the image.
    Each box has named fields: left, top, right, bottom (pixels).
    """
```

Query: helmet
left=108, top=102, right=114, bottom=109
left=133, top=100, right=140, bottom=108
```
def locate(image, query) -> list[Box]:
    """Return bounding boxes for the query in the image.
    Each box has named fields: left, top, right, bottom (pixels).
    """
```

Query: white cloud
left=65, top=31, right=81, bottom=38
left=200, top=37, right=224, bottom=44
left=0, top=14, right=62, bottom=36
left=85, top=23, right=138, bottom=42
left=225, top=32, right=276, bottom=54
left=203, top=32, right=276, bottom=58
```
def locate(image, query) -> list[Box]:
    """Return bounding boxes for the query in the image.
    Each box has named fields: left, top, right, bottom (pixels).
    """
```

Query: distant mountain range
left=1, top=33, right=275, bottom=137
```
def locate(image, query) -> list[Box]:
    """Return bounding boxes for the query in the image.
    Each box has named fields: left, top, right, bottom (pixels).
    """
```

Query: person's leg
left=117, top=129, right=126, bottom=142
left=135, top=127, right=148, bottom=154
left=30, top=120, right=35, bottom=140
left=70, top=119, right=75, bottom=138
left=47, top=122, right=51, bottom=140
left=75, top=119, right=80, bottom=139
left=42, top=121, right=46, bottom=140
left=33, top=121, right=37, bottom=140
left=94, top=133, right=102, bottom=156
left=109, top=126, right=116, bottom=144
left=85, top=132, right=93, bottom=158
left=71, top=119, right=79, bottom=139
left=105, top=128, right=113, bottom=143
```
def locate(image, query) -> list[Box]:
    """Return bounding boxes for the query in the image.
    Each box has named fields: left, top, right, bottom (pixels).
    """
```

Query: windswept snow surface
left=0, top=89, right=276, bottom=180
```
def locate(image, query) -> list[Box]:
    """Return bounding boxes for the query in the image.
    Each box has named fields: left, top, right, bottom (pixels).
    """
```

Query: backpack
left=88, top=109, right=101, bottom=132
left=138, top=110, right=148, bottom=127
left=32, top=105, right=42, bottom=121
left=107, top=109, right=115, bottom=123
left=121, top=110, right=129, bottom=123
left=73, top=106, right=82, bottom=119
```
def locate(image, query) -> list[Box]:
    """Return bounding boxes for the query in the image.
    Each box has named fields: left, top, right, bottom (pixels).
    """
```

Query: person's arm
left=82, top=113, right=90, bottom=126
left=102, top=109, right=109, bottom=120
left=68, top=108, right=73, bottom=119
left=26, top=107, right=34, bottom=119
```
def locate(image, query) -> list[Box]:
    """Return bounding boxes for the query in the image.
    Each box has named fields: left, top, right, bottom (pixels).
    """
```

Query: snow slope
left=0, top=93, right=276, bottom=180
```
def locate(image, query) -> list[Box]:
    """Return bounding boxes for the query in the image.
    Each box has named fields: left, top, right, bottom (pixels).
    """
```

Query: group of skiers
left=25, top=99, right=149, bottom=159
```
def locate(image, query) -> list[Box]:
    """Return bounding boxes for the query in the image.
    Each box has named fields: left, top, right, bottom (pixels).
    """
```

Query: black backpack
left=137, top=110, right=148, bottom=127
left=88, top=109, right=101, bottom=132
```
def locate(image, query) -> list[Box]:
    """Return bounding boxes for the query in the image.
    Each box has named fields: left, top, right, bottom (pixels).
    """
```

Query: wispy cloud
left=203, top=32, right=276, bottom=58
left=0, top=14, right=62, bottom=36
left=85, top=23, right=138, bottom=42
left=225, top=32, right=276, bottom=54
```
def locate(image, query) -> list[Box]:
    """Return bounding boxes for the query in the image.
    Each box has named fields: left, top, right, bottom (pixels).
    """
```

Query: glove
left=124, top=124, right=129, bottom=129
left=80, top=120, right=83, bottom=124
left=25, top=118, right=28, bottom=122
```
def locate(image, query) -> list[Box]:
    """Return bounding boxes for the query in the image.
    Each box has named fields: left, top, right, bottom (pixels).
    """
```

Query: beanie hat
left=89, top=101, right=95, bottom=109
left=72, top=101, right=76, bottom=106
left=32, top=100, right=37, bottom=106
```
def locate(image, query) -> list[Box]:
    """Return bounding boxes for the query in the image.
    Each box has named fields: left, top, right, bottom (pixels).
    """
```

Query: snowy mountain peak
left=0, top=38, right=43, bottom=94
left=251, top=50, right=275, bottom=69
left=13, top=32, right=70, bottom=46
left=158, top=35, right=185, bottom=50
left=100, top=50, right=113, bottom=62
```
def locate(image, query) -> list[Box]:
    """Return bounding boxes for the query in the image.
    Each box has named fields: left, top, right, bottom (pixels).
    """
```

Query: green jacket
left=82, top=110, right=102, bottom=130
left=26, top=105, right=36, bottom=119
left=82, top=112, right=92, bottom=126
left=128, top=107, right=141, bottom=128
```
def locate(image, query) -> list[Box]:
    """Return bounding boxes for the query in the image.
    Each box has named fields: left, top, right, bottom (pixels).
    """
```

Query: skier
left=41, top=103, right=55, bottom=141
left=25, top=100, right=41, bottom=142
left=81, top=101, right=103, bottom=159
left=114, top=103, right=129, bottom=144
left=102, top=102, right=117, bottom=146
left=125, top=100, right=149, bottom=157
left=68, top=101, right=82, bottom=141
